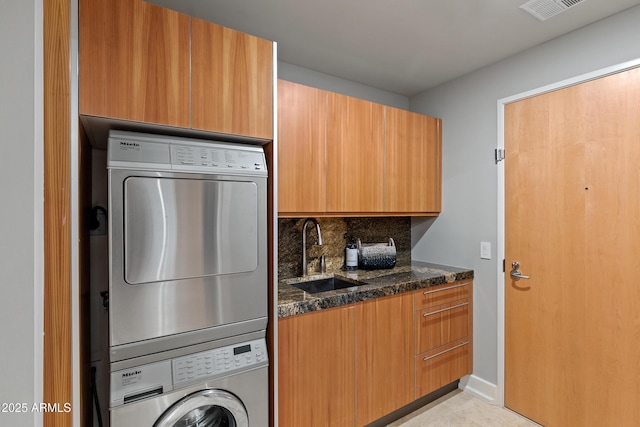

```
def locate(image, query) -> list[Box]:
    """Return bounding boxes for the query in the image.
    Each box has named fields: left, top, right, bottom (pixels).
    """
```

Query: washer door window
left=154, top=390, right=248, bottom=427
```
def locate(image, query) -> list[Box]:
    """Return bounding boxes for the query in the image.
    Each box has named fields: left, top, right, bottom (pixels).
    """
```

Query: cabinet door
left=79, top=0, right=190, bottom=127
left=385, top=107, right=441, bottom=213
left=355, top=293, right=413, bottom=426
left=327, top=93, right=385, bottom=213
left=277, top=80, right=327, bottom=214
left=278, top=305, right=355, bottom=427
left=192, top=19, right=273, bottom=140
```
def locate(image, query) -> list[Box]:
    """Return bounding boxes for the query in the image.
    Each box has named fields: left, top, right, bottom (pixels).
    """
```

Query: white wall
left=410, top=5, right=640, bottom=388
left=0, top=1, right=43, bottom=426
left=279, top=61, right=409, bottom=109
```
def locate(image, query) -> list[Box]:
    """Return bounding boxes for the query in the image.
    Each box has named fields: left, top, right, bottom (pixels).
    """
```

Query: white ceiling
left=148, top=0, right=640, bottom=96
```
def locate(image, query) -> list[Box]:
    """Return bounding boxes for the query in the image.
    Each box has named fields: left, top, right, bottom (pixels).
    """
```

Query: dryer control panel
left=107, top=130, right=267, bottom=177
left=172, top=338, right=266, bottom=386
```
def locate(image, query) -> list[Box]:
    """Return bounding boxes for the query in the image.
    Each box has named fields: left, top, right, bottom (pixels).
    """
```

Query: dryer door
left=123, top=176, right=259, bottom=285
left=154, top=389, right=248, bottom=427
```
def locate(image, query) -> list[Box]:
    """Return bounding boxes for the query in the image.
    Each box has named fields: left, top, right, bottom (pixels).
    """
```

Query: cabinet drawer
left=415, top=281, right=470, bottom=310
left=415, top=340, right=470, bottom=399
left=415, top=301, right=469, bottom=355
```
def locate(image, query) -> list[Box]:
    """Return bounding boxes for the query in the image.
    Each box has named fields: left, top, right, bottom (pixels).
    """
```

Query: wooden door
left=327, top=92, right=384, bottom=213
left=505, top=66, right=640, bottom=426
left=277, top=80, right=327, bottom=214
left=278, top=305, right=355, bottom=427
left=192, top=19, right=273, bottom=139
left=385, top=107, right=442, bottom=214
left=355, top=293, right=414, bottom=426
left=79, top=0, right=190, bottom=127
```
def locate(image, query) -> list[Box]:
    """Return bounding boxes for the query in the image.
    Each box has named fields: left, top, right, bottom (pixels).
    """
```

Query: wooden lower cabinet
left=414, top=280, right=473, bottom=398
left=278, top=283, right=473, bottom=426
left=278, top=305, right=355, bottom=427
left=355, top=292, right=414, bottom=426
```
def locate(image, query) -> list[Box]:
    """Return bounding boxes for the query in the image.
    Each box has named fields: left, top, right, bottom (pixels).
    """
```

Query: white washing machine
left=109, top=332, right=268, bottom=426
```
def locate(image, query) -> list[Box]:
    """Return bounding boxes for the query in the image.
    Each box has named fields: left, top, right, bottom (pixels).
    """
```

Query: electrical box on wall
left=89, top=206, right=107, bottom=236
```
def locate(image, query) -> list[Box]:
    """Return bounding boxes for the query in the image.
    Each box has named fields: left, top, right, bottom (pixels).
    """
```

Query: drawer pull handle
left=423, top=302, right=469, bottom=317
left=423, top=341, right=469, bottom=361
left=423, top=282, right=469, bottom=295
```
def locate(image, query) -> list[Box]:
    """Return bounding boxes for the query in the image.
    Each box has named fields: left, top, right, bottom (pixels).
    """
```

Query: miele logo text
left=122, top=370, right=141, bottom=378
left=120, top=142, right=140, bottom=148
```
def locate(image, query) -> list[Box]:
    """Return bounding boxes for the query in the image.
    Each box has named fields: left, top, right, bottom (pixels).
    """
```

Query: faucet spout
left=302, top=218, right=324, bottom=276
left=316, top=222, right=323, bottom=246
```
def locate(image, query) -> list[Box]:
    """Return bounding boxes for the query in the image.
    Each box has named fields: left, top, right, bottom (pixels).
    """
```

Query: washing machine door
left=154, top=389, right=249, bottom=427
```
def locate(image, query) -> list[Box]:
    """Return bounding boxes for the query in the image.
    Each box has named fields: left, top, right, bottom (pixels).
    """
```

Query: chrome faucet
left=302, top=218, right=325, bottom=276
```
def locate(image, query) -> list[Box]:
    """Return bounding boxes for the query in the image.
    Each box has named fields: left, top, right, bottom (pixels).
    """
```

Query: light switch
left=480, top=241, right=491, bottom=260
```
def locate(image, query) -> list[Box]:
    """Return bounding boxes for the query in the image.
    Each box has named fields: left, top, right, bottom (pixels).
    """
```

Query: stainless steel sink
left=291, top=277, right=360, bottom=294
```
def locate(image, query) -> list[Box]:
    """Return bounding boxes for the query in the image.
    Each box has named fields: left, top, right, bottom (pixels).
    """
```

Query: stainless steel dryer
left=110, top=332, right=268, bottom=427
left=107, top=131, right=268, bottom=362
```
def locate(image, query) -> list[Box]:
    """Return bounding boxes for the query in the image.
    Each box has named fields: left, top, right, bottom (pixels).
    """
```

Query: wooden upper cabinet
left=385, top=107, right=442, bottom=213
left=327, top=92, right=385, bottom=213
left=192, top=18, right=273, bottom=140
left=79, top=0, right=190, bottom=127
left=277, top=80, right=327, bottom=214
left=277, top=81, right=441, bottom=216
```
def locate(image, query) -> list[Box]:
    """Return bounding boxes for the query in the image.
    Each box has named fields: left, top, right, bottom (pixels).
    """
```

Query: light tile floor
left=388, top=390, right=540, bottom=427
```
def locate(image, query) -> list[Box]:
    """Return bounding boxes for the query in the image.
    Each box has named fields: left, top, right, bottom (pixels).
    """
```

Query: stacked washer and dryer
left=106, top=131, right=269, bottom=427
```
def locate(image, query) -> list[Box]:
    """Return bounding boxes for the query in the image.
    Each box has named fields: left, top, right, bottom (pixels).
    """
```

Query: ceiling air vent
left=520, top=0, right=588, bottom=21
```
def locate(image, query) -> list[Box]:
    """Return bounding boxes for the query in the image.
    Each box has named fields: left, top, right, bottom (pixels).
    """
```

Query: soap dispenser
left=345, top=237, right=358, bottom=271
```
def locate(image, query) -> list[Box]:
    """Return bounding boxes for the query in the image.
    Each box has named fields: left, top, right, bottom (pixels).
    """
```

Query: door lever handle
left=510, top=261, right=530, bottom=280
left=510, top=270, right=530, bottom=280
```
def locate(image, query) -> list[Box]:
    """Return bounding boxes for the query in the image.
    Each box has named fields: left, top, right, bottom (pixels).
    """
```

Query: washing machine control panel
left=110, top=338, right=267, bottom=408
left=172, top=338, right=267, bottom=386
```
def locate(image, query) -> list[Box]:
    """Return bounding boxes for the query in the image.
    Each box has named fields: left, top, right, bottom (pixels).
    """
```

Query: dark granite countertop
left=278, top=260, right=474, bottom=318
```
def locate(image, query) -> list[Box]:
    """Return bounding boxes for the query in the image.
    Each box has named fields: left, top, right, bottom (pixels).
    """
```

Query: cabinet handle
left=422, top=302, right=469, bottom=317
left=423, top=341, right=469, bottom=361
left=422, top=282, right=469, bottom=295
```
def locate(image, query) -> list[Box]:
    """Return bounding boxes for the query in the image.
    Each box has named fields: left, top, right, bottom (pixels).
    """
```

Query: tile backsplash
left=278, top=217, right=411, bottom=279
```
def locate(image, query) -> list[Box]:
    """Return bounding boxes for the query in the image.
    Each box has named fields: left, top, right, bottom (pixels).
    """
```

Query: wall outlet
left=480, top=241, right=491, bottom=260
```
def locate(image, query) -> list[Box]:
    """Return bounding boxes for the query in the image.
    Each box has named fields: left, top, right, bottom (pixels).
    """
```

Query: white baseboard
left=458, top=374, right=498, bottom=404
